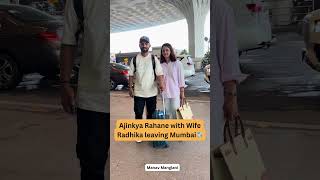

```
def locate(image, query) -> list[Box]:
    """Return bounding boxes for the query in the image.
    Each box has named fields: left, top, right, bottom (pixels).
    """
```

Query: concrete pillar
left=164, top=0, right=209, bottom=70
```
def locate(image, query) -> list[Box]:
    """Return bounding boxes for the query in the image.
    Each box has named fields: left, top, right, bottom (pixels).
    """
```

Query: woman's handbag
left=212, top=116, right=268, bottom=180
left=176, top=99, right=194, bottom=119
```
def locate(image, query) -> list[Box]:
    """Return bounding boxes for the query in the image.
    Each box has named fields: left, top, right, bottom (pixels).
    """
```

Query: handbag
left=212, top=116, right=268, bottom=180
left=176, top=99, right=194, bottom=119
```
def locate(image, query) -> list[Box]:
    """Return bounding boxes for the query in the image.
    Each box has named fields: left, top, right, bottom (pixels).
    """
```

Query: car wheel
left=0, top=54, right=21, bottom=90
left=110, top=79, right=117, bottom=90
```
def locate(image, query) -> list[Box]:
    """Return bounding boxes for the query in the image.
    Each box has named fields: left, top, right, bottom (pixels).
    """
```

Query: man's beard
left=140, top=47, right=149, bottom=53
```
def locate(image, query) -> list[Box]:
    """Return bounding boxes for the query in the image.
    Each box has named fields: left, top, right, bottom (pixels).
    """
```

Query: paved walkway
left=0, top=108, right=80, bottom=180
left=247, top=125, right=320, bottom=180
left=0, top=91, right=319, bottom=180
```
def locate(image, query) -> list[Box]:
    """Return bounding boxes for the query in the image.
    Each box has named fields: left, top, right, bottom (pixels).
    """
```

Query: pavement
left=0, top=89, right=211, bottom=180
left=0, top=89, right=319, bottom=180
left=272, top=24, right=301, bottom=34
left=0, top=94, right=319, bottom=180
left=246, top=125, right=320, bottom=180
left=235, top=32, right=320, bottom=180
left=238, top=32, right=320, bottom=124
left=0, top=103, right=80, bottom=180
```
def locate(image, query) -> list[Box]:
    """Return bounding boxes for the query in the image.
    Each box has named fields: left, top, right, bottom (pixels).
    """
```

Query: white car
left=226, top=0, right=273, bottom=53
left=176, top=55, right=195, bottom=78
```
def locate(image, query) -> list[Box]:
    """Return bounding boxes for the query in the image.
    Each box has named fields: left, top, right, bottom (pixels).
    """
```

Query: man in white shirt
left=128, top=36, right=165, bottom=121
left=59, top=1, right=109, bottom=180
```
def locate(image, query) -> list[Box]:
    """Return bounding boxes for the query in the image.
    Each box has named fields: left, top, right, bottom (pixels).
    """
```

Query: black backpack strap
left=151, top=55, right=156, bottom=81
left=73, top=0, right=84, bottom=43
left=133, top=56, right=137, bottom=74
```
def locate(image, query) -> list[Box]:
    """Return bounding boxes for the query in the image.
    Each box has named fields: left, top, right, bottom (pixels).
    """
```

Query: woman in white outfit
left=212, top=0, right=242, bottom=148
left=160, top=43, right=185, bottom=119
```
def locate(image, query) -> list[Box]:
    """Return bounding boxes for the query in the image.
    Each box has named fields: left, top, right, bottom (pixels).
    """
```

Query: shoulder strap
left=73, top=0, right=84, bottom=43
left=151, top=55, right=156, bottom=81
left=133, top=56, right=137, bottom=74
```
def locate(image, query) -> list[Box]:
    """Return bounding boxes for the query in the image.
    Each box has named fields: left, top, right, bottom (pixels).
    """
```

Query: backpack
left=133, top=54, right=156, bottom=81
left=73, top=0, right=84, bottom=43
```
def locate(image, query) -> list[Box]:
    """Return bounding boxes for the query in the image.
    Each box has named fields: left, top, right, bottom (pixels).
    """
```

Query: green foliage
left=201, top=51, right=210, bottom=69
left=180, top=49, right=188, bottom=55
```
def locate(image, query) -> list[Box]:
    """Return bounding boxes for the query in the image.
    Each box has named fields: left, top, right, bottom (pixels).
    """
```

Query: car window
left=114, top=63, right=129, bottom=70
left=2, top=5, right=56, bottom=22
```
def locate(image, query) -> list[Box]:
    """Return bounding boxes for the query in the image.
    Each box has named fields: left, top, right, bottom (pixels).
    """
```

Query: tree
left=201, top=50, right=210, bottom=69
left=180, top=49, right=188, bottom=55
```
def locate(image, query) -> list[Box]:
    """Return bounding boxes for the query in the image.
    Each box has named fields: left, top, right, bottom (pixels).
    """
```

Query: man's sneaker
left=136, top=140, right=142, bottom=143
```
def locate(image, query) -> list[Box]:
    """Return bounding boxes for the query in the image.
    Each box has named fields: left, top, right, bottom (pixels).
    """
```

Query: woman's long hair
left=160, top=43, right=177, bottom=63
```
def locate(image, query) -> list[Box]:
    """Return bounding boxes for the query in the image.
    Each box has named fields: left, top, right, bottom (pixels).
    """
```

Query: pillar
left=164, top=0, right=209, bottom=70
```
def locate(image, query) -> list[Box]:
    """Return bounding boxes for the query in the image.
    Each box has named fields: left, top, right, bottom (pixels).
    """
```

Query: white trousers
left=163, top=98, right=180, bottom=119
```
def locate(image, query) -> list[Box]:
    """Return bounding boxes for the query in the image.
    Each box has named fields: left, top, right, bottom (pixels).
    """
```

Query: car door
left=1, top=9, right=44, bottom=73
left=0, top=11, right=19, bottom=50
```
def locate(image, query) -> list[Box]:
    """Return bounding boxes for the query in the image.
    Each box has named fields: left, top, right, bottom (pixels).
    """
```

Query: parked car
left=110, top=62, right=129, bottom=90
left=0, top=4, right=63, bottom=89
left=226, top=0, right=273, bottom=54
left=72, top=62, right=129, bottom=90
left=176, top=55, right=196, bottom=78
